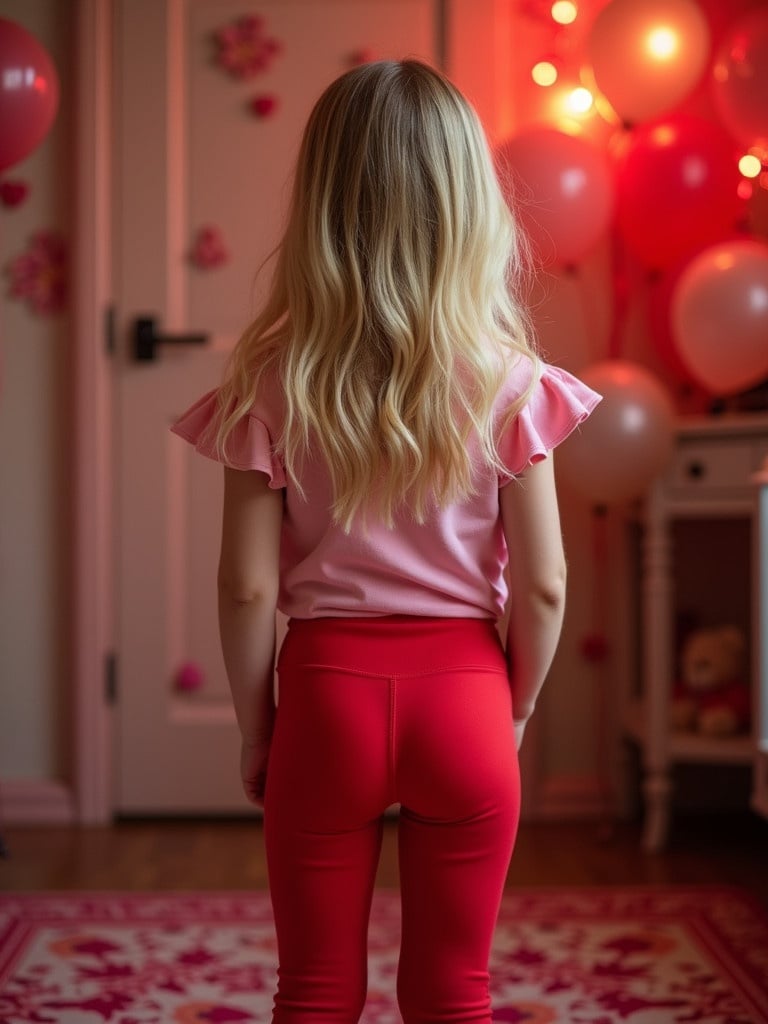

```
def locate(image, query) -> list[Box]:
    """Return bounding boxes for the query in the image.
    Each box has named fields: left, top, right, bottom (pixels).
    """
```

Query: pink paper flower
left=580, top=631, right=610, bottom=663
left=347, top=47, right=377, bottom=67
left=0, top=179, right=30, bottom=208
left=6, top=230, right=67, bottom=315
left=190, top=226, right=229, bottom=270
left=250, top=93, right=278, bottom=118
left=174, top=662, right=205, bottom=693
left=213, top=15, right=281, bottom=79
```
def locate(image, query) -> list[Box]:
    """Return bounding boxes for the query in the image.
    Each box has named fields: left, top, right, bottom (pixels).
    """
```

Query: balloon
left=496, top=128, right=615, bottom=266
left=615, top=115, right=744, bottom=270
left=557, top=361, right=676, bottom=504
left=0, top=18, right=60, bottom=172
left=646, top=235, right=750, bottom=396
left=586, top=0, right=710, bottom=126
left=671, top=239, right=768, bottom=396
left=712, top=8, right=768, bottom=156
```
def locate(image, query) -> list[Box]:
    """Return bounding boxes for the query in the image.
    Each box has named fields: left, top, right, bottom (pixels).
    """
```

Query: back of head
left=221, top=59, right=537, bottom=529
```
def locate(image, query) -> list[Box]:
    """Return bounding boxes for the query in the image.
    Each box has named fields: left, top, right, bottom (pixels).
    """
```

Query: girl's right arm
left=218, top=466, right=283, bottom=804
left=500, top=454, right=567, bottom=741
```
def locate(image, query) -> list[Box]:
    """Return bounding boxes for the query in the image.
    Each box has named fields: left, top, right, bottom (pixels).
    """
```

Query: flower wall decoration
left=347, top=47, right=377, bottom=67
left=6, top=230, right=66, bottom=315
left=213, top=14, right=281, bottom=79
left=174, top=661, right=205, bottom=693
left=250, top=93, right=278, bottom=118
left=0, top=179, right=30, bottom=208
left=190, top=225, right=229, bottom=270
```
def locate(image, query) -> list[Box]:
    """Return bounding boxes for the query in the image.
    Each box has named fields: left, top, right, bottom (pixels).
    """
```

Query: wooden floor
left=2, top=812, right=767, bottom=905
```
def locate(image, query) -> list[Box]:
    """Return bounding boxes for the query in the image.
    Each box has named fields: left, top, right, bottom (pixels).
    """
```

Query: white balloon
left=558, top=361, right=676, bottom=503
left=672, top=240, right=768, bottom=396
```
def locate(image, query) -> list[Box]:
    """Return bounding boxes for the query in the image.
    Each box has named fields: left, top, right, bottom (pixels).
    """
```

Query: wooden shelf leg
left=642, top=487, right=673, bottom=852
left=642, top=770, right=672, bottom=852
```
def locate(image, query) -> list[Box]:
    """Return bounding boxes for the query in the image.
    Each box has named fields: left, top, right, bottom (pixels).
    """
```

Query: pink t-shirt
left=171, top=357, right=601, bottom=620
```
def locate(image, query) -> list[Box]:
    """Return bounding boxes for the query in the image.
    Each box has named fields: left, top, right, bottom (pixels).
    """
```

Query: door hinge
left=105, top=652, right=118, bottom=705
left=104, top=304, right=116, bottom=357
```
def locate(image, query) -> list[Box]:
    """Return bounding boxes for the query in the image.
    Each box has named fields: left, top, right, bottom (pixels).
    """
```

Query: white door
left=114, top=0, right=438, bottom=813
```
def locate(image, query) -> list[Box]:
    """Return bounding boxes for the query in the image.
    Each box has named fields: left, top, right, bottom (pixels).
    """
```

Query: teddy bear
left=670, top=626, right=751, bottom=737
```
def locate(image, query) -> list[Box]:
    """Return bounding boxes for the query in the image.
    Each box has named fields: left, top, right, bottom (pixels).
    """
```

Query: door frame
left=72, top=0, right=114, bottom=823
left=70, top=0, right=521, bottom=824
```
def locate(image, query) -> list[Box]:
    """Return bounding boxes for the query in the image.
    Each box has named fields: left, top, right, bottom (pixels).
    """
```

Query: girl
left=172, top=59, right=600, bottom=1024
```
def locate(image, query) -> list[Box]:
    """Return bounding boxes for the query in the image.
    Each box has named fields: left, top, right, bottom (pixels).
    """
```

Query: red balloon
left=614, top=115, right=745, bottom=270
left=712, top=8, right=768, bottom=155
left=0, top=18, right=60, bottom=172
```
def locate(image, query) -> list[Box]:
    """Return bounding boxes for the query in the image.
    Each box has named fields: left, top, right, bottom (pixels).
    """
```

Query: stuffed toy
left=671, top=626, right=751, bottom=737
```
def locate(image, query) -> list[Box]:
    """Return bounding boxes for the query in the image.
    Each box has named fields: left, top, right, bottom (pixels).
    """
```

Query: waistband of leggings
left=277, top=615, right=507, bottom=677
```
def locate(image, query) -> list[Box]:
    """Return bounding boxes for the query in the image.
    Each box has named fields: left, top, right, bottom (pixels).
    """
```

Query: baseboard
left=0, top=778, right=76, bottom=825
left=531, top=774, right=614, bottom=821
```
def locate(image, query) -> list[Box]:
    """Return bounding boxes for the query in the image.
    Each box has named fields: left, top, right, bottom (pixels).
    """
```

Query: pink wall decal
left=250, top=93, right=278, bottom=118
left=0, top=179, right=30, bottom=207
left=347, top=47, right=377, bottom=67
left=6, top=229, right=66, bottom=314
left=174, top=662, right=205, bottom=693
left=213, top=14, right=281, bottom=79
left=190, top=225, right=229, bottom=270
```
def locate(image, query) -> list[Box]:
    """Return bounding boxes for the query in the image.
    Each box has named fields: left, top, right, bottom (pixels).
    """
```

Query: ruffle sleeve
left=170, top=389, right=287, bottom=489
left=497, top=363, right=602, bottom=484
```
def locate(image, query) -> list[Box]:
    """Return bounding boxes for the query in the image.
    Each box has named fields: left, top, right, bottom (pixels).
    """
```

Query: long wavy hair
left=215, top=58, right=539, bottom=529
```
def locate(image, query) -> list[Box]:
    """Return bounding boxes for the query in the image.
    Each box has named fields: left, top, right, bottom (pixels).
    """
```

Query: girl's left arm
left=217, top=467, right=283, bottom=749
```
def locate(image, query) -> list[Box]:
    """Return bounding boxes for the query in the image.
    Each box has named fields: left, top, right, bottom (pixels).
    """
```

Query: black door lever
left=134, top=316, right=208, bottom=362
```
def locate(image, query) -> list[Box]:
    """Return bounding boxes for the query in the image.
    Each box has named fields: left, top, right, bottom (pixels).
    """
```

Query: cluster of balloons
left=498, top=0, right=768, bottom=504
left=0, top=18, right=60, bottom=172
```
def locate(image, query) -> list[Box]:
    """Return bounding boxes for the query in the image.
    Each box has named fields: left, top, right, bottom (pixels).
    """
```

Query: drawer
left=665, top=441, right=756, bottom=493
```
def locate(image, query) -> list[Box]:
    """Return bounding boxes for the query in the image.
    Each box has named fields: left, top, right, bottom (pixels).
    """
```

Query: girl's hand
left=513, top=718, right=528, bottom=752
left=240, top=735, right=271, bottom=807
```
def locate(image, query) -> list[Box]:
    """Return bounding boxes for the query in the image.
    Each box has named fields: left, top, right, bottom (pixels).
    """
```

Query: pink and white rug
left=1, top=887, right=766, bottom=1023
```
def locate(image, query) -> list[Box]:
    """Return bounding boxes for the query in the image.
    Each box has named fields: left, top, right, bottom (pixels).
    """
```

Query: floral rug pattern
left=1, top=887, right=766, bottom=1023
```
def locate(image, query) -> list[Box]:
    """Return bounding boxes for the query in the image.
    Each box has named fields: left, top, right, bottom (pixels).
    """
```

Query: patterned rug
left=1, top=887, right=767, bottom=1023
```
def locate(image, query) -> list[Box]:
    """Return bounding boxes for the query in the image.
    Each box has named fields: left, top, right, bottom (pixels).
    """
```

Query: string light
left=564, top=86, right=594, bottom=115
left=532, top=60, right=558, bottom=86
left=646, top=26, right=678, bottom=61
left=738, top=153, right=762, bottom=178
left=551, top=1, right=578, bottom=25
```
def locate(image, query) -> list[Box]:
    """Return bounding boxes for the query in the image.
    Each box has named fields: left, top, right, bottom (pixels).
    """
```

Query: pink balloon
left=671, top=239, right=768, bottom=396
left=587, top=0, right=710, bottom=126
left=712, top=8, right=768, bottom=155
left=496, top=128, right=615, bottom=266
left=615, top=115, right=745, bottom=270
left=0, top=18, right=60, bottom=172
left=557, top=361, right=675, bottom=504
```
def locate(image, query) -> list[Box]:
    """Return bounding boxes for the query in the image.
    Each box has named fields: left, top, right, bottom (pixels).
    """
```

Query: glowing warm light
left=532, top=61, right=558, bottom=87
left=739, top=154, right=762, bottom=178
left=737, top=179, right=753, bottom=201
left=551, top=0, right=577, bottom=25
left=564, top=87, right=594, bottom=115
left=650, top=125, right=677, bottom=147
left=714, top=253, right=736, bottom=271
left=555, top=117, right=584, bottom=136
left=645, top=26, right=679, bottom=61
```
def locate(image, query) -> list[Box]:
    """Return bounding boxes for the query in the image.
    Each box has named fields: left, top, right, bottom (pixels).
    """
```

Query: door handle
left=134, top=316, right=209, bottom=362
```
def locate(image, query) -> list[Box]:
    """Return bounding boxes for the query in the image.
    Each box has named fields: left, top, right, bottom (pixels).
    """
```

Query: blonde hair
left=216, top=59, right=539, bottom=529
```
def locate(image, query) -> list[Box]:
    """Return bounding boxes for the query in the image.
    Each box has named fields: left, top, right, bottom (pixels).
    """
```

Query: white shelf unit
left=626, top=413, right=768, bottom=852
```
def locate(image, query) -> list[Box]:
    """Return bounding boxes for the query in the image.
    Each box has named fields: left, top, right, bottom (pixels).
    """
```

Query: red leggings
left=264, top=616, right=521, bottom=1024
